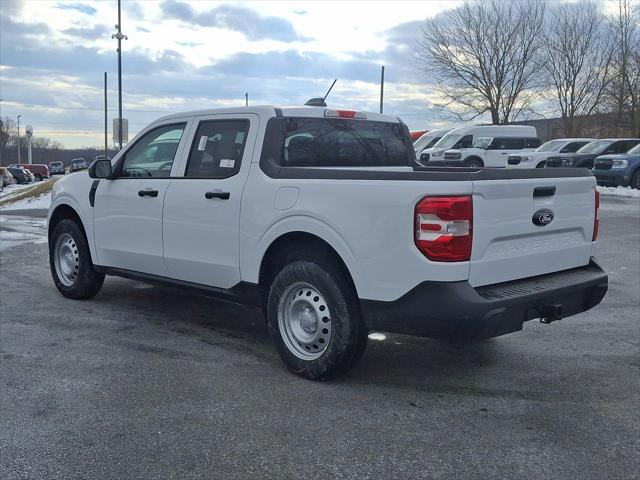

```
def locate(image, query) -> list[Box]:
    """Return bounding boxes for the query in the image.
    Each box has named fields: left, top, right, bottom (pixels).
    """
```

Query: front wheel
left=267, top=260, right=368, bottom=380
left=49, top=219, right=105, bottom=299
left=465, top=158, right=484, bottom=168
left=632, top=170, right=640, bottom=190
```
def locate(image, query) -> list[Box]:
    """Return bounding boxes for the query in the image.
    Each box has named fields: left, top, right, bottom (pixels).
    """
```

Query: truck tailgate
left=469, top=176, right=596, bottom=287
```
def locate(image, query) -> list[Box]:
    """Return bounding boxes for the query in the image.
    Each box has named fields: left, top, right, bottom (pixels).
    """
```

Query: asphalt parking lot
left=1, top=197, right=638, bottom=479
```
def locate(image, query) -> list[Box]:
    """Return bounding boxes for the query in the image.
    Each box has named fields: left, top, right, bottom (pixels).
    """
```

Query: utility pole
left=245, top=92, right=248, bottom=107
left=379, top=66, right=385, bottom=114
left=104, top=72, right=108, bottom=157
left=16, top=114, right=21, bottom=163
left=112, top=0, right=128, bottom=150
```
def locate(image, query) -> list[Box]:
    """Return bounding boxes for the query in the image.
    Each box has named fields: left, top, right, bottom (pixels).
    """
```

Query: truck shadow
left=96, top=277, right=538, bottom=393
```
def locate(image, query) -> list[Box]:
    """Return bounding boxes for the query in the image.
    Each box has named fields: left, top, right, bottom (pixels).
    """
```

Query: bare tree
left=0, top=117, right=16, bottom=166
left=543, top=3, right=612, bottom=137
left=606, top=0, right=640, bottom=136
left=416, top=0, right=546, bottom=124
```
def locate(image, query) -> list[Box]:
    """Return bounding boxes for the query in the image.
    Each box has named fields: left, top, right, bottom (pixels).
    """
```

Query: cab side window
left=561, top=142, right=585, bottom=153
left=119, top=124, right=186, bottom=178
left=185, top=120, right=249, bottom=178
left=454, top=135, right=473, bottom=149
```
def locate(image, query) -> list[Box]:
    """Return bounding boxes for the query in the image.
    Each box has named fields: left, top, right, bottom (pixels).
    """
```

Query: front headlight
left=521, top=155, right=532, bottom=162
left=612, top=159, right=629, bottom=169
left=561, top=158, right=574, bottom=167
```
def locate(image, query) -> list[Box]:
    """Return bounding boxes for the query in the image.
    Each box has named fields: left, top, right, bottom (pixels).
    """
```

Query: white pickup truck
left=48, top=106, right=608, bottom=379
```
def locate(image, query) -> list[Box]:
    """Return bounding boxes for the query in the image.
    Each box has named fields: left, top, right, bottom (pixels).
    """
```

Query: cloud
left=63, top=24, right=110, bottom=41
left=56, top=3, right=97, bottom=15
left=159, top=1, right=306, bottom=42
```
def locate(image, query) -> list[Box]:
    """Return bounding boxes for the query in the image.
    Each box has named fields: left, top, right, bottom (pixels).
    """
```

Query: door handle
left=138, top=189, right=159, bottom=197
left=205, top=191, right=230, bottom=200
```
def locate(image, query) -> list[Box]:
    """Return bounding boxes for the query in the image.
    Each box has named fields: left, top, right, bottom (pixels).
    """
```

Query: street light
left=17, top=114, right=21, bottom=164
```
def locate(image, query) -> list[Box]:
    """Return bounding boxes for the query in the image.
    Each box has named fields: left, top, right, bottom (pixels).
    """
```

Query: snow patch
left=0, top=216, right=48, bottom=251
left=0, top=192, right=52, bottom=211
left=596, top=186, right=640, bottom=198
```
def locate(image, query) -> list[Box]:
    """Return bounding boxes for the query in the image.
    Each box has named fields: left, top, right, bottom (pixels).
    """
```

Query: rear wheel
left=49, top=219, right=104, bottom=299
left=34, top=174, right=42, bottom=181
left=632, top=170, right=640, bottom=190
left=267, top=259, right=368, bottom=380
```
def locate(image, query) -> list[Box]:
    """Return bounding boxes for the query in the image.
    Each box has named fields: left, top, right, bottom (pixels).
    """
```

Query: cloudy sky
left=0, top=0, right=461, bottom=148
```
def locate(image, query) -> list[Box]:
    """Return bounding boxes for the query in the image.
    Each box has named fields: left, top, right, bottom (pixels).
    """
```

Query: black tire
left=632, top=170, right=640, bottom=190
left=34, top=174, right=43, bottom=181
left=465, top=157, right=484, bottom=168
left=536, top=161, right=546, bottom=168
left=267, top=259, right=368, bottom=380
left=49, top=219, right=105, bottom=299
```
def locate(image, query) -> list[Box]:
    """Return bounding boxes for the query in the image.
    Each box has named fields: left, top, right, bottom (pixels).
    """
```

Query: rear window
left=265, top=117, right=414, bottom=167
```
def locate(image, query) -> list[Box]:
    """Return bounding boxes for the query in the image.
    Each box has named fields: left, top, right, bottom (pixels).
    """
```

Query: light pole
left=112, top=0, right=128, bottom=150
left=16, top=114, right=21, bottom=164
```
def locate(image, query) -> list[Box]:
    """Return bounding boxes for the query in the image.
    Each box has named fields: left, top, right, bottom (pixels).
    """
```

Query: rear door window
left=185, top=120, right=250, bottom=178
left=279, top=117, right=413, bottom=167
left=525, top=138, right=542, bottom=148
left=491, top=138, right=525, bottom=150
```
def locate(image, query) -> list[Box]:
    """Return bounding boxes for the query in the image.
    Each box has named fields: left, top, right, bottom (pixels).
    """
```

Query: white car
left=426, top=125, right=540, bottom=167
left=47, top=105, right=608, bottom=379
left=507, top=138, right=595, bottom=169
left=413, top=128, right=450, bottom=162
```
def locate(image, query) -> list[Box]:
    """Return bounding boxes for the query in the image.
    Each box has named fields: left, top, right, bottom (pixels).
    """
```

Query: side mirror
left=88, top=159, right=113, bottom=179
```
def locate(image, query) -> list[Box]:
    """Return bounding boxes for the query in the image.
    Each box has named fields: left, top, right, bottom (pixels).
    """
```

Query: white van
left=413, top=128, right=451, bottom=161
left=426, top=125, right=540, bottom=168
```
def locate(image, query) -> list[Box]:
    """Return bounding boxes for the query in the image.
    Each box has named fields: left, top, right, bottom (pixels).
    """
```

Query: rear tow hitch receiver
left=540, top=303, right=563, bottom=324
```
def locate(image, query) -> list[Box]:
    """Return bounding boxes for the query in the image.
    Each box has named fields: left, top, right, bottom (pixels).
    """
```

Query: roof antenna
left=305, top=78, right=337, bottom=107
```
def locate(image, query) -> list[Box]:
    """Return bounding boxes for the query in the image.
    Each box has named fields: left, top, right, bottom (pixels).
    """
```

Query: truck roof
left=155, top=105, right=399, bottom=124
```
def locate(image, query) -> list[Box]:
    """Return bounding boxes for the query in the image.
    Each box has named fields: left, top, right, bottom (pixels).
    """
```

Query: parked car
left=48, top=105, right=607, bottom=379
left=70, top=158, right=88, bottom=172
left=507, top=138, right=594, bottom=169
left=49, top=161, right=65, bottom=175
left=426, top=125, right=540, bottom=167
left=7, top=167, right=30, bottom=184
left=413, top=128, right=451, bottom=162
left=8, top=163, right=50, bottom=181
left=23, top=168, right=35, bottom=183
left=1, top=167, right=16, bottom=187
left=592, top=143, right=640, bottom=189
left=546, top=138, right=640, bottom=169
left=410, top=130, right=427, bottom=141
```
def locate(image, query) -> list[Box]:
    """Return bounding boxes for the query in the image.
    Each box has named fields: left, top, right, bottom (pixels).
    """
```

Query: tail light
left=415, top=196, right=473, bottom=262
left=592, top=188, right=600, bottom=241
left=324, top=109, right=366, bottom=119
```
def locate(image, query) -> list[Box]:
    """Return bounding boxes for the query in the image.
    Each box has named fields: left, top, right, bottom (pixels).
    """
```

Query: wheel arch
left=257, top=231, right=358, bottom=311
left=48, top=203, right=95, bottom=263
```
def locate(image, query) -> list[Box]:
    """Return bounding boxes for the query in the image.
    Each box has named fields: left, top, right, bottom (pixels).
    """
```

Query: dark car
left=592, top=143, right=640, bottom=189
left=49, top=161, right=65, bottom=175
left=8, top=163, right=50, bottom=181
left=7, top=167, right=30, bottom=184
left=546, top=139, right=640, bottom=169
left=70, top=158, right=88, bottom=172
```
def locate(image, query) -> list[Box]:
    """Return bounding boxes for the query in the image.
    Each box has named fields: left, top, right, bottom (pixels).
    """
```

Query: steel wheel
left=54, top=233, right=80, bottom=287
left=277, top=282, right=332, bottom=360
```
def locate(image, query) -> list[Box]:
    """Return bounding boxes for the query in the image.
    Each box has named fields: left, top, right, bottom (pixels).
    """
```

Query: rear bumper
left=360, top=259, right=608, bottom=340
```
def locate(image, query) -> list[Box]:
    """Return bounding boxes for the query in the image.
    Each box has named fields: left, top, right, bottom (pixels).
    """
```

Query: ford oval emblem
left=533, top=209, right=554, bottom=226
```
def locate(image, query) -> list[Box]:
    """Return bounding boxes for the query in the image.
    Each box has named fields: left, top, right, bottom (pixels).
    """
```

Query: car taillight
left=415, top=196, right=473, bottom=262
left=324, top=109, right=366, bottom=119
left=593, top=188, right=600, bottom=241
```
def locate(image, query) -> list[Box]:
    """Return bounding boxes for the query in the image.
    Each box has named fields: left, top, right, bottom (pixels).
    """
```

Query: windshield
left=577, top=140, right=612, bottom=154
left=273, top=117, right=413, bottom=167
left=433, top=133, right=462, bottom=149
left=628, top=143, right=640, bottom=154
left=536, top=140, right=565, bottom=152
